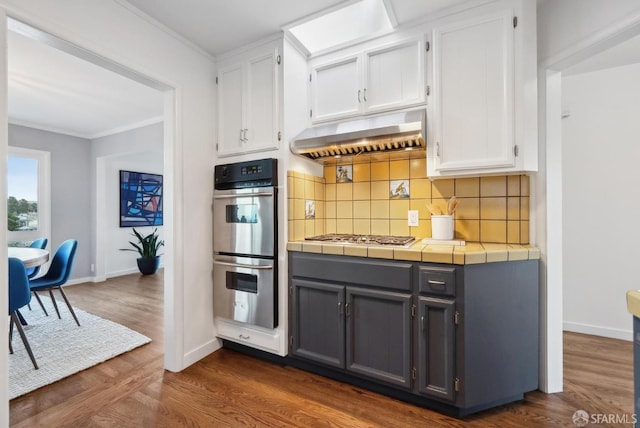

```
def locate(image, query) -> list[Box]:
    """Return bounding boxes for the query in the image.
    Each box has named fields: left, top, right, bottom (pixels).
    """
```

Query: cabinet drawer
left=215, top=317, right=283, bottom=355
left=290, top=252, right=412, bottom=291
left=419, top=266, right=456, bottom=296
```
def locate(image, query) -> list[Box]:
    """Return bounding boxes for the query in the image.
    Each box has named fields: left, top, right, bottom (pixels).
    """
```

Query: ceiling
left=8, top=0, right=640, bottom=139
left=8, top=29, right=164, bottom=139
left=124, top=0, right=470, bottom=57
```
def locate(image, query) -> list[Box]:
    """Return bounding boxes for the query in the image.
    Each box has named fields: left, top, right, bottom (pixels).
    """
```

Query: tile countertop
left=627, top=291, right=640, bottom=318
left=286, top=240, right=540, bottom=265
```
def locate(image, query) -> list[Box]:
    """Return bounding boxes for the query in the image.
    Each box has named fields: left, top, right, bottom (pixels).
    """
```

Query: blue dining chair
left=9, top=257, right=38, bottom=369
left=26, top=237, right=48, bottom=279
left=26, top=237, right=49, bottom=315
left=29, top=239, right=80, bottom=326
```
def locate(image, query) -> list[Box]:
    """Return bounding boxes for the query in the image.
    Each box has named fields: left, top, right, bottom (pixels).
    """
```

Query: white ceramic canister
left=431, top=215, right=454, bottom=240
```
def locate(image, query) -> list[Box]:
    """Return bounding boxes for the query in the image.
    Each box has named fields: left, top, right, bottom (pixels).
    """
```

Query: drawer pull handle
left=428, top=280, right=446, bottom=286
left=239, top=334, right=251, bottom=340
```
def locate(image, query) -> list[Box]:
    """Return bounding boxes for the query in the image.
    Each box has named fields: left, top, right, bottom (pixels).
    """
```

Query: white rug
left=9, top=296, right=151, bottom=400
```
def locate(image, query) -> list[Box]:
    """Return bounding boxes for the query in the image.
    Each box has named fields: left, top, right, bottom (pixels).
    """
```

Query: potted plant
left=121, top=228, right=164, bottom=275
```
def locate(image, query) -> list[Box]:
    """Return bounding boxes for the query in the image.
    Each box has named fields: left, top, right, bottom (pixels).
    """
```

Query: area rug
left=8, top=296, right=151, bottom=399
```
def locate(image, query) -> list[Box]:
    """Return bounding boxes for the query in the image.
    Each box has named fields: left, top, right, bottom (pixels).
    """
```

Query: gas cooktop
left=305, top=233, right=416, bottom=247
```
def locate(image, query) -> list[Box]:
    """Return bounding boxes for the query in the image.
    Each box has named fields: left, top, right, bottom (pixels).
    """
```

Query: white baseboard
left=182, top=338, right=223, bottom=370
left=106, top=268, right=141, bottom=278
left=563, top=321, right=632, bottom=342
left=65, top=267, right=164, bottom=285
left=65, top=276, right=95, bottom=286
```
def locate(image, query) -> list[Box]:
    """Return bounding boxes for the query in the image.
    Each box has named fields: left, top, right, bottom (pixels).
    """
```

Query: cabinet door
left=311, top=55, right=362, bottom=123
left=418, top=297, right=455, bottom=401
left=432, top=9, right=515, bottom=172
left=290, top=279, right=345, bottom=368
left=364, top=39, right=425, bottom=113
left=245, top=49, right=279, bottom=153
left=217, top=63, right=244, bottom=156
left=346, top=287, right=412, bottom=389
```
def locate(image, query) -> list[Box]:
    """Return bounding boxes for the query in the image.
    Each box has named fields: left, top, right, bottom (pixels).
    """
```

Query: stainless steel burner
left=305, top=234, right=416, bottom=247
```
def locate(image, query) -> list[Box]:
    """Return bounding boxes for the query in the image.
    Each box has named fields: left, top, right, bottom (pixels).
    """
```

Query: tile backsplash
left=288, top=158, right=529, bottom=244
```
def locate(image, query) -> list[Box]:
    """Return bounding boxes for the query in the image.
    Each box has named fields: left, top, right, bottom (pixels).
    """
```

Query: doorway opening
left=5, top=16, right=177, bottom=379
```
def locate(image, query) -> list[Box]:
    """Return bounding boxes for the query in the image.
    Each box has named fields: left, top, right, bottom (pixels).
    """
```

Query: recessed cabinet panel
left=365, top=40, right=424, bottom=113
left=246, top=53, right=278, bottom=152
left=290, top=279, right=345, bottom=368
left=431, top=9, right=515, bottom=173
left=418, top=297, right=455, bottom=402
left=346, top=287, right=412, bottom=389
left=311, top=56, right=362, bottom=122
left=217, top=64, right=244, bottom=156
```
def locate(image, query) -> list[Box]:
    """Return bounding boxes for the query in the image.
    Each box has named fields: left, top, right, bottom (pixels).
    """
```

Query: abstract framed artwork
left=120, top=170, right=163, bottom=227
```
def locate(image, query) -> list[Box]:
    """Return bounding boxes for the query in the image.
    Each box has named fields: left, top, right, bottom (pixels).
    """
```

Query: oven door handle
left=213, top=192, right=273, bottom=199
left=213, top=260, right=273, bottom=270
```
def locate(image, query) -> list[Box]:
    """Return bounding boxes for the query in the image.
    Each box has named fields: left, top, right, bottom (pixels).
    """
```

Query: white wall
left=537, top=0, right=640, bottom=393
left=104, top=152, right=164, bottom=276
left=9, top=124, right=93, bottom=279
left=561, top=63, right=640, bottom=340
left=91, top=123, right=163, bottom=277
left=0, top=2, right=217, bottom=420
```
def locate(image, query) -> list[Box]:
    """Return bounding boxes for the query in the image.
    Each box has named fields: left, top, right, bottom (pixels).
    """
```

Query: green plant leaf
left=119, top=227, right=164, bottom=258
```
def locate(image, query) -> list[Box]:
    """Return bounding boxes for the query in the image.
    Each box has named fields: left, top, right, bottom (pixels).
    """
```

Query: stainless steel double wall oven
left=213, top=158, right=278, bottom=329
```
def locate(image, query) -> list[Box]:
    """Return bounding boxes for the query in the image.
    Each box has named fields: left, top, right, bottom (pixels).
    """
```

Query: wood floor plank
left=10, top=272, right=636, bottom=427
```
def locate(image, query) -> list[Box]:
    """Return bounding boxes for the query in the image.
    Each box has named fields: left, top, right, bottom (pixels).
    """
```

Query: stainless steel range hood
left=290, top=109, right=426, bottom=162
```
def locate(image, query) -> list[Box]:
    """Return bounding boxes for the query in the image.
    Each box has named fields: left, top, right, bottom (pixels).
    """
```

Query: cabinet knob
left=357, top=90, right=361, bottom=103
left=363, top=88, right=367, bottom=102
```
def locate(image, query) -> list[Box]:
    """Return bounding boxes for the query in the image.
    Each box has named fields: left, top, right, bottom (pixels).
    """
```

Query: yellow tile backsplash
left=353, top=163, right=370, bottom=182
left=353, top=182, right=371, bottom=200
left=287, top=163, right=531, bottom=244
left=389, top=160, right=410, bottom=180
left=371, top=181, right=389, bottom=200
left=371, top=162, right=389, bottom=181
left=480, top=176, right=507, bottom=197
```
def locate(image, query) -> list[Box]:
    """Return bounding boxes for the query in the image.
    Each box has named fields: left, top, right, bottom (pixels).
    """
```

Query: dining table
left=8, top=246, right=50, bottom=325
left=8, top=247, right=49, bottom=268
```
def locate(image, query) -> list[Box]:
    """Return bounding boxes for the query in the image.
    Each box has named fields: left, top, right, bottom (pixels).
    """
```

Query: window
left=286, top=0, right=394, bottom=55
left=7, top=147, right=50, bottom=246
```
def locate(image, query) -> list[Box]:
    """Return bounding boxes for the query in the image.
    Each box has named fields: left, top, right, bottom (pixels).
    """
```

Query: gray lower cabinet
left=418, top=297, right=455, bottom=401
left=288, top=251, right=539, bottom=416
left=346, top=287, right=412, bottom=388
left=290, top=277, right=412, bottom=388
left=290, top=279, right=344, bottom=368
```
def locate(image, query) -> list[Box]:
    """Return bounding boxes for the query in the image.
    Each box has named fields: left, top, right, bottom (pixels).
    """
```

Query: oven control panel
left=214, top=158, right=277, bottom=189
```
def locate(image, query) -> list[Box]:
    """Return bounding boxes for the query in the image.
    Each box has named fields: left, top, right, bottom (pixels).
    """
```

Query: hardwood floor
left=10, top=273, right=635, bottom=427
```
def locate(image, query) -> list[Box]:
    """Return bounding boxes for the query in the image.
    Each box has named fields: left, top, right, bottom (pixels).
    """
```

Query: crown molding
left=111, top=0, right=216, bottom=63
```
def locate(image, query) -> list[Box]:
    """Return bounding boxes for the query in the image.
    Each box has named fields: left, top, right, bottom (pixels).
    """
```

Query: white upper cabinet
left=427, top=0, right=538, bottom=177
left=365, top=40, right=425, bottom=113
left=217, top=42, right=281, bottom=157
left=218, top=64, right=244, bottom=156
left=310, top=37, right=425, bottom=123
left=311, top=56, right=362, bottom=122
